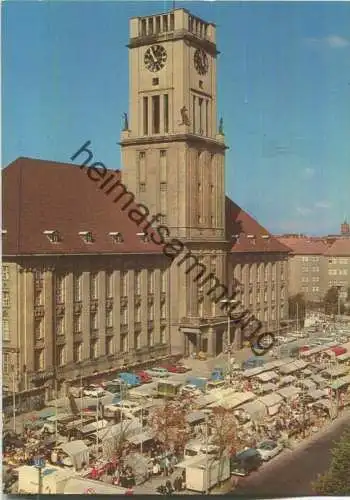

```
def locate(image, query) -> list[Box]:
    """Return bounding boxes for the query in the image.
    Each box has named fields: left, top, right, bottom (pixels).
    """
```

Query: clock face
left=144, top=45, right=167, bottom=72
left=194, top=48, right=209, bottom=75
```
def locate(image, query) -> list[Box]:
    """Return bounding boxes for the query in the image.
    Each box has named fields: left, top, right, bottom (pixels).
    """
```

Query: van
left=230, top=448, right=262, bottom=476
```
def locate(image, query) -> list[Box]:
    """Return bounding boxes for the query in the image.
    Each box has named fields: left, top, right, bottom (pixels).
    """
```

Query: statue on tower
left=122, top=112, right=129, bottom=131
left=180, top=106, right=190, bottom=126
left=219, top=117, right=224, bottom=135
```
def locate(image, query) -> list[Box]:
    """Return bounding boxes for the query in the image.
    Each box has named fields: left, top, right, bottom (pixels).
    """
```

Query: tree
left=323, top=286, right=345, bottom=315
left=208, top=406, right=241, bottom=484
left=288, top=293, right=306, bottom=328
left=149, top=399, right=191, bottom=455
left=313, top=426, right=350, bottom=495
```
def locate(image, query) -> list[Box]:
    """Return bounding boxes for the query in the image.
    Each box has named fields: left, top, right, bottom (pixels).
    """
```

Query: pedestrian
left=165, top=480, right=174, bottom=495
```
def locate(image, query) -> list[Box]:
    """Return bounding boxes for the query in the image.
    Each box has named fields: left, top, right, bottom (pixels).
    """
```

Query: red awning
left=331, top=346, right=347, bottom=356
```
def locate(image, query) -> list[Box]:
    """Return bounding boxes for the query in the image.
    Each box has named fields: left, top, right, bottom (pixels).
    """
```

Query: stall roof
left=127, top=430, right=155, bottom=445
left=336, top=352, right=350, bottom=362
left=331, top=375, right=350, bottom=390
left=258, top=393, right=283, bottom=407
left=301, top=343, right=340, bottom=358
left=37, top=408, right=56, bottom=419
left=323, top=365, right=349, bottom=378
left=310, top=374, right=328, bottom=385
left=60, top=440, right=88, bottom=456
left=299, top=379, right=316, bottom=390
left=277, top=386, right=301, bottom=400
left=258, top=382, right=277, bottom=393
left=98, top=419, right=142, bottom=442
left=280, top=375, right=297, bottom=385
left=330, top=346, right=347, bottom=356
left=308, top=389, right=327, bottom=400
left=195, top=393, right=218, bottom=408
left=186, top=410, right=207, bottom=424
left=279, top=360, right=308, bottom=375
left=240, top=400, right=266, bottom=419
left=255, top=371, right=279, bottom=382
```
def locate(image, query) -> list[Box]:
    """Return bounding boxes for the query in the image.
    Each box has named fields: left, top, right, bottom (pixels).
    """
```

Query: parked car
left=181, top=384, right=202, bottom=397
left=256, top=440, right=283, bottom=461
left=161, top=363, right=189, bottom=374
left=230, top=448, right=262, bottom=476
left=83, top=384, right=105, bottom=397
left=136, top=371, right=153, bottom=383
left=145, top=367, right=170, bottom=378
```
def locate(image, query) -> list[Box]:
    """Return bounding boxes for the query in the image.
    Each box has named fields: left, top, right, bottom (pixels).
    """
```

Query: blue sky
left=2, top=1, right=350, bottom=235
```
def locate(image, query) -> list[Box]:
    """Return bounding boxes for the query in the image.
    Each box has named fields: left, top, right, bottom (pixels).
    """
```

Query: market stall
left=59, top=440, right=89, bottom=471
left=258, top=393, right=283, bottom=416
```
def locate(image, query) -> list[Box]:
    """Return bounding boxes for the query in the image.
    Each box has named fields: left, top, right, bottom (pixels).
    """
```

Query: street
left=232, top=412, right=350, bottom=497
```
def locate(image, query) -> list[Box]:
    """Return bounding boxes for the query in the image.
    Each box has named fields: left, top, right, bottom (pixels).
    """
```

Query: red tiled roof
left=276, top=236, right=328, bottom=255
left=324, top=238, right=350, bottom=257
left=2, top=157, right=162, bottom=256
left=225, top=198, right=290, bottom=254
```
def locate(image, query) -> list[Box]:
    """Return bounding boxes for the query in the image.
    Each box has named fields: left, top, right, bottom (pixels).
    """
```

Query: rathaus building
left=2, top=8, right=290, bottom=399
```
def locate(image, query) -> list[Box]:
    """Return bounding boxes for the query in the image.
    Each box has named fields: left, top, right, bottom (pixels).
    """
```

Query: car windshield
left=259, top=442, right=275, bottom=450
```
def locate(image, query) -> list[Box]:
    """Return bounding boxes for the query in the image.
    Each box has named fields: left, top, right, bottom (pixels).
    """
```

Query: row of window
left=302, top=266, right=320, bottom=273
left=301, top=286, right=320, bottom=292
left=328, top=269, right=348, bottom=276
left=301, top=256, right=320, bottom=263
left=2, top=265, right=9, bottom=281
left=328, top=280, right=348, bottom=287
left=234, top=263, right=285, bottom=282
left=329, top=258, right=349, bottom=265
left=31, top=270, right=168, bottom=305
left=143, top=95, right=169, bottom=136
left=301, top=276, right=320, bottom=283
left=140, top=14, right=175, bottom=36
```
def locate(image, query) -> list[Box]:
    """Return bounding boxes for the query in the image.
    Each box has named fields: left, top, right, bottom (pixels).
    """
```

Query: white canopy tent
left=59, top=440, right=89, bottom=471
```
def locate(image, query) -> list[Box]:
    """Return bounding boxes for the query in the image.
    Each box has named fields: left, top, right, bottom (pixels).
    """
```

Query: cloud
left=314, top=201, right=332, bottom=209
left=301, top=167, right=315, bottom=179
left=296, top=206, right=313, bottom=216
left=304, top=35, right=350, bottom=49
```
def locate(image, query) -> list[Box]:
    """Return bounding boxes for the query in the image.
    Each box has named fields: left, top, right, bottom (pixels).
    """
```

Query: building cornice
left=127, top=30, right=219, bottom=57
left=119, top=133, right=228, bottom=151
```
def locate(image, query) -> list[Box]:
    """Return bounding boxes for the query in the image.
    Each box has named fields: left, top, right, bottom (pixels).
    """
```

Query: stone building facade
left=2, top=7, right=290, bottom=396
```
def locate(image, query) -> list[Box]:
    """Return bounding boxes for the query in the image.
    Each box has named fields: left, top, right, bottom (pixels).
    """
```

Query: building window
left=139, top=182, right=146, bottom=192
left=143, top=97, right=148, bottom=135
left=280, top=306, right=284, bottom=320
left=73, top=342, right=83, bottom=363
left=73, top=314, right=82, bottom=333
left=121, top=271, right=128, bottom=297
left=136, top=304, right=141, bottom=322
left=198, top=98, right=203, bottom=134
left=264, top=309, right=268, bottom=322
left=135, top=271, right=141, bottom=295
left=148, top=17, right=154, bottom=34
left=301, top=277, right=309, bottom=283
left=160, top=182, right=167, bottom=191
left=163, top=94, right=169, bottom=133
left=91, top=312, right=98, bottom=330
left=34, top=318, right=43, bottom=340
left=161, top=302, right=166, bottom=319
left=73, top=274, right=82, bottom=301
left=312, top=266, right=319, bottom=273
left=328, top=269, right=337, bottom=276
left=161, top=270, right=167, bottom=293
left=249, top=265, right=254, bottom=283
left=90, top=341, right=98, bottom=359
left=35, top=289, right=43, bottom=306
left=302, top=285, right=308, bottom=292
left=2, top=265, right=9, bottom=281
left=55, top=275, right=65, bottom=304
left=56, top=316, right=64, bottom=336
left=3, top=316, right=10, bottom=341
left=148, top=270, right=155, bottom=293
left=134, top=332, right=141, bottom=350
left=339, top=269, right=348, bottom=276
left=257, top=264, right=262, bottom=282
left=152, top=95, right=160, bottom=134
left=148, top=329, right=154, bottom=347
left=106, top=271, right=113, bottom=298
left=312, top=256, right=319, bottom=262
left=34, top=350, right=44, bottom=371
left=271, top=307, right=276, bottom=320
left=249, top=292, right=253, bottom=305
left=271, top=263, right=276, bottom=280
left=121, top=306, right=128, bottom=325
left=205, top=100, right=209, bottom=136
left=121, top=334, right=128, bottom=353
left=192, top=95, right=196, bottom=133
left=264, top=291, right=268, bottom=302
left=302, top=256, right=309, bottom=263
left=90, top=272, right=98, bottom=300
left=3, top=353, right=10, bottom=373
left=160, top=326, right=166, bottom=344
left=3, top=291, right=10, bottom=308
left=57, top=345, right=66, bottom=366
left=141, top=19, right=147, bottom=36
left=312, top=286, right=319, bottom=292
left=106, top=309, right=113, bottom=328
left=170, top=13, right=174, bottom=30
left=312, top=276, right=320, bottom=282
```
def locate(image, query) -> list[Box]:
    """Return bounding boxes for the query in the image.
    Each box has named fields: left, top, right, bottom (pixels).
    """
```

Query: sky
left=2, top=0, right=350, bottom=236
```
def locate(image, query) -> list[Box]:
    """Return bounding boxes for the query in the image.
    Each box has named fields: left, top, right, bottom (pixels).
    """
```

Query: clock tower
left=120, top=8, right=229, bottom=355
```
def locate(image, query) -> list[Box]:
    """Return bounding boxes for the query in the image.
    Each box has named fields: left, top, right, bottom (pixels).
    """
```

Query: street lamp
left=220, top=299, right=239, bottom=384
left=34, top=456, right=46, bottom=495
